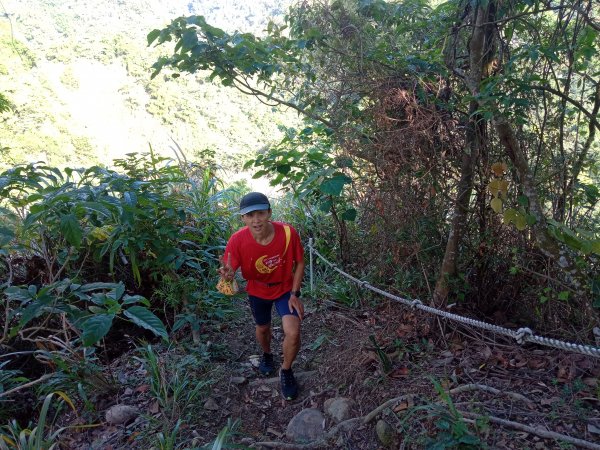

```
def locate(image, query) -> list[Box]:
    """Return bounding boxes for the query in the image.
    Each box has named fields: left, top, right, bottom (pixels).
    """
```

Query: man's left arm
left=289, top=258, right=305, bottom=320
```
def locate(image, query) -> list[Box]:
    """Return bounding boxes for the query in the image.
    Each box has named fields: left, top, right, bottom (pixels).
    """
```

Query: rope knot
left=515, top=327, right=533, bottom=344
left=411, top=299, right=423, bottom=309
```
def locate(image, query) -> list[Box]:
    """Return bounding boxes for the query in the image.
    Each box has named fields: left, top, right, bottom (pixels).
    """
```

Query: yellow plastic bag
left=216, top=277, right=239, bottom=296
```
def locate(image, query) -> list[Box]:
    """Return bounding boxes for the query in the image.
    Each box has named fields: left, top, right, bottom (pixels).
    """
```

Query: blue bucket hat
left=239, top=192, right=271, bottom=215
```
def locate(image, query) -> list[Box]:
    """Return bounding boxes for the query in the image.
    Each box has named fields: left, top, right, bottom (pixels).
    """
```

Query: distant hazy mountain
left=0, top=0, right=295, bottom=180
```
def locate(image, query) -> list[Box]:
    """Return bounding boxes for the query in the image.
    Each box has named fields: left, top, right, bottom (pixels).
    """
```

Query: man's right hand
left=218, top=252, right=234, bottom=280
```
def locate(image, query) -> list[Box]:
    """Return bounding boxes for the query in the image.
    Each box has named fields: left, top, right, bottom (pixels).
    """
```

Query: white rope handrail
left=307, top=240, right=600, bottom=358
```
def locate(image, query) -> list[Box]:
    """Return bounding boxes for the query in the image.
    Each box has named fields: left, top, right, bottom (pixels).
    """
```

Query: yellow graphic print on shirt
left=256, top=255, right=280, bottom=274
left=254, top=225, right=292, bottom=274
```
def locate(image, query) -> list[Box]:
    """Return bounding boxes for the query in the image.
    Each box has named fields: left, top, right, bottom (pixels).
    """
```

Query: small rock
left=266, top=427, right=283, bottom=438
left=588, top=423, right=600, bottom=435
left=204, top=397, right=219, bottom=411
left=249, top=355, right=260, bottom=368
left=376, top=419, right=395, bottom=447
left=286, top=408, right=326, bottom=443
left=324, top=397, right=354, bottom=423
left=230, top=376, right=247, bottom=385
left=105, top=404, right=139, bottom=425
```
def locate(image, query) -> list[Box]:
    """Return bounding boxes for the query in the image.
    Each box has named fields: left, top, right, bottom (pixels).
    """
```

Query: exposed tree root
left=449, top=383, right=534, bottom=407
left=459, top=411, right=600, bottom=450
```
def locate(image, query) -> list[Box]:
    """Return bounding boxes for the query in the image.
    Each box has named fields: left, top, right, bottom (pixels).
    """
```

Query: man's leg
left=281, top=315, right=301, bottom=369
left=248, top=295, right=276, bottom=376
left=256, top=323, right=272, bottom=353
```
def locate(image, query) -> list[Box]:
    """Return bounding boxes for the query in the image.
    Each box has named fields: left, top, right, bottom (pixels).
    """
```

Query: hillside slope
left=0, top=0, right=295, bottom=176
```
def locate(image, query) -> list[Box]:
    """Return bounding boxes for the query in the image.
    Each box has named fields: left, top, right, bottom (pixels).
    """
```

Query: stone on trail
left=286, top=408, right=326, bottom=443
left=230, top=376, right=247, bottom=385
left=105, top=404, right=139, bottom=424
left=203, top=397, right=220, bottom=411
left=375, top=419, right=395, bottom=447
left=324, top=397, right=354, bottom=423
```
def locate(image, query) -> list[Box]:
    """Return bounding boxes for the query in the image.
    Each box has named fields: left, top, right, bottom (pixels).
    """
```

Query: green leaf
left=319, top=198, right=332, bottom=213
left=147, top=29, right=161, bottom=45
left=109, top=283, right=126, bottom=301
left=78, top=282, right=120, bottom=292
left=122, top=295, right=149, bottom=306
left=276, top=164, right=291, bottom=174
left=82, top=314, right=115, bottom=346
left=319, top=174, right=351, bottom=196
left=124, top=306, right=168, bottom=340
left=517, top=195, right=529, bottom=207
left=515, top=214, right=527, bottom=231
left=341, top=208, right=357, bottom=221
left=60, top=214, right=82, bottom=247
left=0, top=225, right=15, bottom=247
left=182, top=29, right=199, bottom=50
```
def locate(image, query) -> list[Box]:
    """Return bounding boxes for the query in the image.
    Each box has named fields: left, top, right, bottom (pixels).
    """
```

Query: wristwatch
left=291, top=290, right=301, bottom=297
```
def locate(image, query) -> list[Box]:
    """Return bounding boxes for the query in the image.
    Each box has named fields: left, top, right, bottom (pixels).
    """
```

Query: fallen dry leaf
left=149, top=400, right=160, bottom=414
left=396, top=324, right=414, bottom=337
left=389, top=367, right=410, bottom=378
left=540, top=397, right=560, bottom=406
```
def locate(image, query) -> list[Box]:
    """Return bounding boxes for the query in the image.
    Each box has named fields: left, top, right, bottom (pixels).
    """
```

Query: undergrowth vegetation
left=0, top=151, right=245, bottom=445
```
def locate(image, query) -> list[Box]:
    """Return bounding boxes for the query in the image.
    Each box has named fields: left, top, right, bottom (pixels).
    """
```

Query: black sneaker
left=258, top=352, right=275, bottom=376
left=280, top=368, right=298, bottom=400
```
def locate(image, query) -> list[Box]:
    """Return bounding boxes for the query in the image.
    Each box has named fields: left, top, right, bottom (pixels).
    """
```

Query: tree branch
left=0, top=374, right=53, bottom=399
left=231, top=76, right=337, bottom=129
left=527, top=84, right=600, bottom=133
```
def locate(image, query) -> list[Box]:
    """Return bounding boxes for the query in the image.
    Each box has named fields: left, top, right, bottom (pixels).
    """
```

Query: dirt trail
left=67, top=297, right=600, bottom=449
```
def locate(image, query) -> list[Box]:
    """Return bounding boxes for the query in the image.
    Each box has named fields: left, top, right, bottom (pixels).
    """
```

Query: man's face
left=241, top=209, right=272, bottom=234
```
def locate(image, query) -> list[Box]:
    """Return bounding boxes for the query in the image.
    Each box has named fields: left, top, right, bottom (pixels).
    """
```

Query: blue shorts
left=248, top=291, right=299, bottom=326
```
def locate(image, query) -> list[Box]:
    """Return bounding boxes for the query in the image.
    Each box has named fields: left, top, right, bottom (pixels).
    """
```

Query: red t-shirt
left=224, top=221, right=304, bottom=300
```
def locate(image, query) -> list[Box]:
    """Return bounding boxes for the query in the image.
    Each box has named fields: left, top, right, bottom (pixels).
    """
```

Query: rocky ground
left=62, top=296, right=600, bottom=449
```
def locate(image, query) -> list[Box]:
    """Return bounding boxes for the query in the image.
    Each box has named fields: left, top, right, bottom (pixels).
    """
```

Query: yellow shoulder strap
left=283, top=225, right=291, bottom=256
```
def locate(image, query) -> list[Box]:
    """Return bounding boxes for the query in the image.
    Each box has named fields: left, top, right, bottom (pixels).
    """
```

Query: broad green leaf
left=490, top=198, right=503, bottom=213
left=78, top=282, right=120, bottom=292
left=319, top=198, right=332, bottom=212
left=82, top=314, right=115, bottom=346
left=517, top=195, right=529, bottom=207
left=109, top=283, right=125, bottom=301
left=503, top=208, right=518, bottom=225
left=487, top=178, right=501, bottom=197
left=319, top=174, right=351, bottom=196
left=515, top=214, right=527, bottom=231
left=276, top=164, right=291, bottom=174
left=182, top=29, right=198, bottom=50
left=122, top=295, right=150, bottom=306
left=341, top=208, right=357, bottom=221
left=0, top=225, right=15, bottom=247
left=147, top=29, right=161, bottom=45
left=60, top=214, right=82, bottom=247
left=124, top=306, right=168, bottom=340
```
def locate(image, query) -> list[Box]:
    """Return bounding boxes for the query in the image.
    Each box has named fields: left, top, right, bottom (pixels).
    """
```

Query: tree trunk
left=493, top=115, right=586, bottom=292
left=433, top=3, right=488, bottom=306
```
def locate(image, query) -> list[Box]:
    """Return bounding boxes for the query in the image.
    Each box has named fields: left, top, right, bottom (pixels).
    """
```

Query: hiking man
left=219, top=192, right=305, bottom=400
